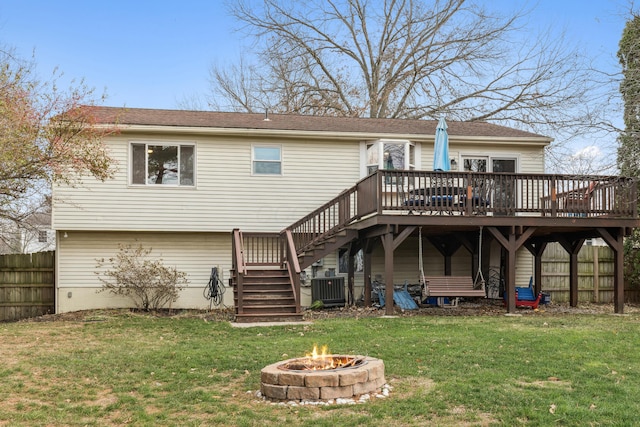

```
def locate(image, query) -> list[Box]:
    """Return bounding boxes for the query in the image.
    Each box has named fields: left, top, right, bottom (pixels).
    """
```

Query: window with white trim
left=461, top=156, right=516, bottom=173
left=253, top=146, right=282, bottom=175
left=365, top=140, right=415, bottom=176
left=131, top=143, right=195, bottom=186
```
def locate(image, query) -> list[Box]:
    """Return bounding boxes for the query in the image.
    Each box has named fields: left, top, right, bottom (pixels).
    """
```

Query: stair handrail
left=283, top=229, right=301, bottom=311
left=285, top=173, right=379, bottom=253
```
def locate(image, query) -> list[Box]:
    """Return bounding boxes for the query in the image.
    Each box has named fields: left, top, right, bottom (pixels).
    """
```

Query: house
left=51, top=107, right=639, bottom=319
left=0, top=212, right=55, bottom=255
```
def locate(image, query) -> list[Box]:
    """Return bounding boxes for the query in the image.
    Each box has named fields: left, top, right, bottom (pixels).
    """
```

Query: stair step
left=232, top=263, right=301, bottom=323
left=237, top=306, right=299, bottom=315
left=234, top=286, right=292, bottom=293
left=234, top=290, right=294, bottom=296
left=244, top=270, right=288, bottom=277
left=235, top=295, right=295, bottom=301
left=242, top=280, right=291, bottom=288
left=235, top=297, right=296, bottom=305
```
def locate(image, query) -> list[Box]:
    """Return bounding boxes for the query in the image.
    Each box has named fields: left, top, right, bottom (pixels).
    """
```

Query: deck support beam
left=558, top=237, right=586, bottom=307
left=524, top=241, right=548, bottom=296
left=487, top=226, right=536, bottom=313
left=428, top=236, right=462, bottom=276
left=597, top=227, right=625, bottom=313
left=379, top=227, right=416, bottom=315
left=382, top=232, right=395, bottom=315
left=363, top=238, right=374, bottom=307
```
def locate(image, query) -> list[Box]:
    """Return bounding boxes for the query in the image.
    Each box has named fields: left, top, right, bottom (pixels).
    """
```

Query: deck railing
left=287, top=184, right=363, bottom=252
left=377, top=170, right=638, bottom=217
left=284, top=170, right=638, bottom=253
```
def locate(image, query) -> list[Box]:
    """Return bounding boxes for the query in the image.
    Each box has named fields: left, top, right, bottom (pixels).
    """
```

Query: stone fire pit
left=260, top=355, right=386, bottom=402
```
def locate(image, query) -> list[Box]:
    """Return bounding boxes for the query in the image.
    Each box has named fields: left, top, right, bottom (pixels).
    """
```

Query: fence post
left=593, top=247, right=599, bottom=303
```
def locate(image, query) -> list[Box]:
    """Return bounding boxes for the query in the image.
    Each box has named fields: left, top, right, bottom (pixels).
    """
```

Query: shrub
left=96, top=244, right=188, bottom=311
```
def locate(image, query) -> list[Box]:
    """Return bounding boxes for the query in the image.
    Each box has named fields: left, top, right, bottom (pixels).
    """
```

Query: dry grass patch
left=516, top=377, right=573, bottom=390
left=392, top=375, right=436, bottom=398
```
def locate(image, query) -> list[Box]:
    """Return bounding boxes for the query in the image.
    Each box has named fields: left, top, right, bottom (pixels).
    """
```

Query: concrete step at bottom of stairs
left=234, top=312, right=304, bottom=323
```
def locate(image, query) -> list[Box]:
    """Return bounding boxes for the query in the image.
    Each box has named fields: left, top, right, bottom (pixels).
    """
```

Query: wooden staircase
left=231, top=185, right=362, bottom=322
left=233, top=268, right=304, bottom=323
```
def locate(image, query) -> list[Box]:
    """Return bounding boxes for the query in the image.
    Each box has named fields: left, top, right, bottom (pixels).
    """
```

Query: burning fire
left=305, top=345, right=335, bottom=370
left=278, top=346, right=364, bottom=371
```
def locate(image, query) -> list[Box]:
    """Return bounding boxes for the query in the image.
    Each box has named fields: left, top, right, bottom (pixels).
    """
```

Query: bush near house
left=96, top=244, right=188, bottom=311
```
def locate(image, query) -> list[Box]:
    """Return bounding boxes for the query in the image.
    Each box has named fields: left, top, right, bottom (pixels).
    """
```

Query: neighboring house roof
left=23, top=212, right=52, bottom=228
left=88, top=106, right=551, bottom=142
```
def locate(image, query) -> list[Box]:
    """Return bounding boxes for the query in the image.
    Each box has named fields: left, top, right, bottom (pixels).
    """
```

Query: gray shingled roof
left=89, top=106, right=548, bottom=139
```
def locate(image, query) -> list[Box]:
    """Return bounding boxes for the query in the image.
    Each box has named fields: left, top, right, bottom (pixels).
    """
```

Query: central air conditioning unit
left=311, top=277, right=345, bottom=308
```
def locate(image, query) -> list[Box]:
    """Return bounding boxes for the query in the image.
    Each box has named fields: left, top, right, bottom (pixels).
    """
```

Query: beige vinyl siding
left=56, top=231, right=234, bottom=313
left=368, top=237, right=474, bottom=284
left=515, top=248, right=535, bottom=287
left=53, top=134, right=360, bottom=232
left=434, top=139, right=545, bottom=174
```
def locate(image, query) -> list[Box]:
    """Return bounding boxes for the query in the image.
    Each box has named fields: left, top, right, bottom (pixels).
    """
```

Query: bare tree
left=208, top=0, right=601, bottom=138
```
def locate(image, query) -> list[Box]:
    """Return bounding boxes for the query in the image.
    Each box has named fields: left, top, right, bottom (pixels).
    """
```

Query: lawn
left=1, top=307, right=639, bottom=426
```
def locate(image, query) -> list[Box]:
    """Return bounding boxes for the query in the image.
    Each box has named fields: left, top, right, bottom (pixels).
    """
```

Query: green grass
left=1, top=310, right=640, bottom=426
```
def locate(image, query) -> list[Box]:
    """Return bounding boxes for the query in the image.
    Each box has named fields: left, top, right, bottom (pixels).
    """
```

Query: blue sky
left=0, top=0, right=629, bottom=111
left=0, top=1, right=239, bottom=108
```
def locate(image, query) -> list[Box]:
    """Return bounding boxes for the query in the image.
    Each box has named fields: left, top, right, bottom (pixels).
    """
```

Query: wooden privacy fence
left=541, top=243, right=640, bottom=303
left=0, top=251, right=55, bottom=321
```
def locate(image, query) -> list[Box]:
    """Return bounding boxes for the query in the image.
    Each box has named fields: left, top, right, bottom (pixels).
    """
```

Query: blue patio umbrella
left=433, top=116, right=450, bottom=171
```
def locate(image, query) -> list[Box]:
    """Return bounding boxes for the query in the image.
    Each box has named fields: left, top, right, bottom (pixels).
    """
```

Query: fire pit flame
left=278, top=345, right=366, bottom=371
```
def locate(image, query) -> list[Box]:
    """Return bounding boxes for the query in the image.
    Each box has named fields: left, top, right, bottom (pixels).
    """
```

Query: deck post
left=382, top=232, right=395, bottom=315
left=559, top=238, right=585, bottom=307
left=524, top=241, right=547, bottom=296
left=362, top=238, right=375, bottom=307
left=597, top=227, right=625, bottom=314
left=570, top=251, right=579, bottom=307
left=614, top=231, right=625, bottom=314
left=237, top=273, right=244, bottom=315
left=486, top=227, right=515, bottom=312
left=487, top=227, right=536, bottom=313
left=549, top=176, right=557, bottom=217
left=534, top=243, right=546, bottom=296
left=506, top=231, right=517, bottom=313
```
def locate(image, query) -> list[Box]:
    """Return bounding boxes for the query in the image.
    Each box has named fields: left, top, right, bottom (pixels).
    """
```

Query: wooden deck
left=232, top=170, right=639, bottom=320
